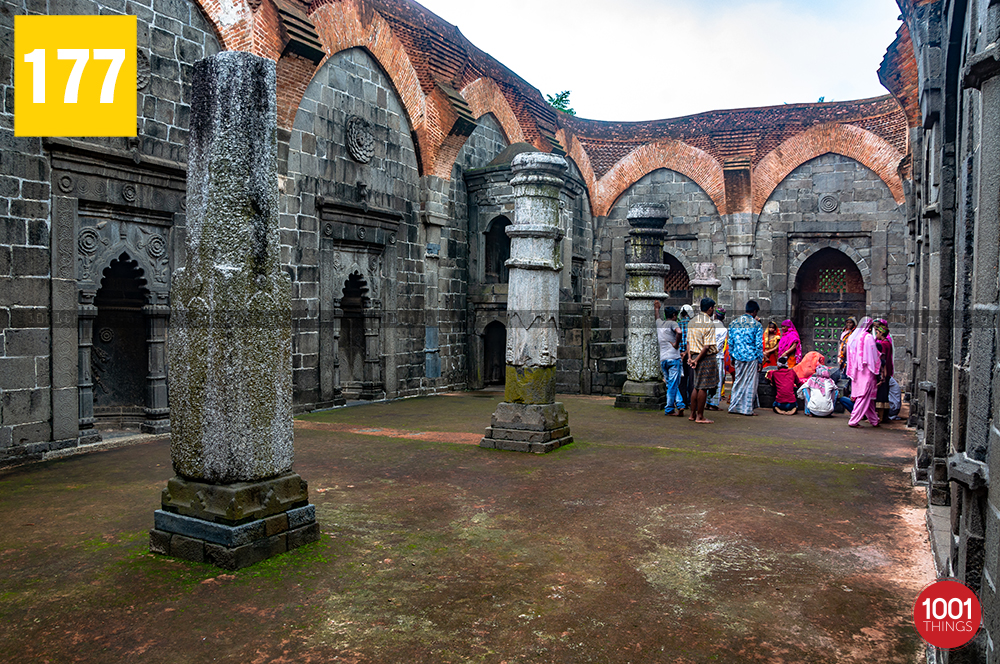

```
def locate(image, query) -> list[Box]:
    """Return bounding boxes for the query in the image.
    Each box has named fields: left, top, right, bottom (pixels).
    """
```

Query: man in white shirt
left=654, top=300, right=684, bottom=416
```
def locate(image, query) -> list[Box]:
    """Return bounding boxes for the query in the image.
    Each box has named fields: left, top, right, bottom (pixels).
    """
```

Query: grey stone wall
left=445, top=113, right=508, bottom=387
left=755, top=153, right=907, bottom=383
left=283, top=47, right=421, bottom=404
left=0, top=0, right=219, bottom=461
left=596, top=168, right=723, bottom=327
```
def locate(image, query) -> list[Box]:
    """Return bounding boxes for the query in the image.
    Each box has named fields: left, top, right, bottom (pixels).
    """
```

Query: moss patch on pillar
left=504, top=365, right=556, bottom=404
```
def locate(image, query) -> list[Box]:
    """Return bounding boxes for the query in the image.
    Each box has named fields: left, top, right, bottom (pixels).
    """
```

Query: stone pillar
left=141, top=301, right=170, bottom=434
left=318, top=300, right=345, bottom=408
left=77, top=290, right=101, bottom=445
left=150, top=52, right=318, bottom=570
left=481, top=153, right=572, bottom=453
left=420, top=175, right=448, bottom=384
left=615, top=204, right=669, bottom=410
left=362, top=309, right=384, bottom=400
left=690, top=262, right=721, bottom=303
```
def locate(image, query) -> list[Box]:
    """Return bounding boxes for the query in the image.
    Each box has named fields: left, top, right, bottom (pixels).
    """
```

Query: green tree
left=546, top=90, right=576, bottom=116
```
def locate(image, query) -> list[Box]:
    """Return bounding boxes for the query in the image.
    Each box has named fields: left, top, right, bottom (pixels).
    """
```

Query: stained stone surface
left=617, top=204, right=669, bottom=410
left=168, top=52, right=293, bottom=483
left=482, top=153, right=572, bottom=453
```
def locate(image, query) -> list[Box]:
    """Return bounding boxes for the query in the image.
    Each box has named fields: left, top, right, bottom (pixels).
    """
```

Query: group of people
left=653, top=299, right=900, bottom=427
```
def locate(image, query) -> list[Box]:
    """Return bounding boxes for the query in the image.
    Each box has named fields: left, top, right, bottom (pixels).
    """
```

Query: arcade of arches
left=0, top=0, right=909, bottom=454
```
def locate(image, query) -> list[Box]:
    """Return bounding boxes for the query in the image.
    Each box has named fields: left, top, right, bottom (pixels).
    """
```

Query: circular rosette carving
left=819, top=194, right=840, bottom=213
left=147, top=234, right=166, bottom=259
left=122, top=183, right=137, bottom=203
left=346, top=116, right=375, bottom=164
left=58, top=175, right=74, bottom=193
left=78, top=228, right=100, bottom=255
left=98, top=328, right=114, bottom=343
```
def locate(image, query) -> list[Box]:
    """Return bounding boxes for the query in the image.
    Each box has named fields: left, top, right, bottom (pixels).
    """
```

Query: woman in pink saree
left=777, top=320, right=803, bottom=369
left=846, top=317, right=880, bottom=427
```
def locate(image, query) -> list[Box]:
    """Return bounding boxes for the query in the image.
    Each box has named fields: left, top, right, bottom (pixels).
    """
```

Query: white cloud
left=416, top=0, right=901, bottom=120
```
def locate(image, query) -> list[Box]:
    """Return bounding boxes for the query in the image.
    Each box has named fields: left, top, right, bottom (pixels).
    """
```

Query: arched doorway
left=339, top=271, right=384, bottom=400
left=663, top=252, right=692, bottom=306
left=483, top=321, right=506, bottom=386
left=340, top=272, right=368, bottom=399
left=484, top=216, right=511, bottom=284
left=92, top=253, right=148, bottom=429
left=793, top=248, right=866, bottom=363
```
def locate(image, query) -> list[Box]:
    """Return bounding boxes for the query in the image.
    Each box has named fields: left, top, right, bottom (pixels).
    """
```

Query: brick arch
left=461, top=78, right=526, bottom=146
left=663, top=246, right=695, bottom=284
left=752, top=123, right=905, bottom=214
left=306, top=0, right=427, bottom=137
left=788, top=242, right=872, bottom=293
left=191, top=0, right=251, bottom=53
left=594, top=140, right=726, bottom=218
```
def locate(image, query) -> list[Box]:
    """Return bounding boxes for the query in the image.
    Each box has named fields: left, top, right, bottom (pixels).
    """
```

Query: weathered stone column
left=481, top=153, right=572, bottom=453
left=150, top=52, right=318, bottom=570
left=77, top=290, right=101, bottom=445
left=616, top=204, right=670, bottom=410
left=690, top=262, right=722, bottom=303
left=141, top=301, right=170, bottom=434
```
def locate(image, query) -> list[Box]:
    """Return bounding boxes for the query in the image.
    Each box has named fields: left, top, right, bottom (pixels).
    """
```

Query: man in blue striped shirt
left=727, top=300, right=764, bottom=415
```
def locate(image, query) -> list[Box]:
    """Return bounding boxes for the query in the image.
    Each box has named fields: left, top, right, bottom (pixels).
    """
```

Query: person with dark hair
left=727, top=300, right=763, bottom=415
left=678, top=304, right=695, bottom=408
left=769, top=356, right=801, bottom=415
left=707, top=307, right=728, bottom=410
left=686, top=297, right=718, bottom=423
left=654, top=300, right=685, bottom=417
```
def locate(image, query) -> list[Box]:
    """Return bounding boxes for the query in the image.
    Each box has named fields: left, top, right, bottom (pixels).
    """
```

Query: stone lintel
left=161, top=472, right=309, bottom=525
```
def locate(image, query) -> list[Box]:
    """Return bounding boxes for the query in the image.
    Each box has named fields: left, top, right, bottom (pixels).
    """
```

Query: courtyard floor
left=0, top=392, right=934, bottom=663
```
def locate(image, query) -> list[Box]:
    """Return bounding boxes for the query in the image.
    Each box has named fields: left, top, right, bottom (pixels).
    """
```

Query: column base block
left=615, top=380, right=666, bottom=410
left=78, top=430, right=102, bottom=446
left=141, top=419, right=171, bottom=434
left=480, top=402, right=572, bottom=453
left=150, top=504, right=320, bottom=570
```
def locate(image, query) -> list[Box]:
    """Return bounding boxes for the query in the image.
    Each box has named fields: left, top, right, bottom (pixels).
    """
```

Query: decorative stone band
left=506, top=225, right=565, bottom=239
left=625, top=291, right=671, bottom=300
left=510, top=172, right=566, bottom=188
left=625, top=263, right=672, bottom=276
left=507, top=258, right=566, bottom=271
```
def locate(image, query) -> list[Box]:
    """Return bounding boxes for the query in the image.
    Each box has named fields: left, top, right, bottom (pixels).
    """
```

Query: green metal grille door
left=811, top=312, right=850, bottom=364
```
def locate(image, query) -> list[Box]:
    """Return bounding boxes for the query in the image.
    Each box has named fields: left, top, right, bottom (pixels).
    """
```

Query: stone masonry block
left=169, top=534, right=206, bottom=563
left=154, top=510, right=267, bottom=547
left=149, top=529, right=172, bottom=555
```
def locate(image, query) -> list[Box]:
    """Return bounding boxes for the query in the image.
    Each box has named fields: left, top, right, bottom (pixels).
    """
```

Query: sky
left=414, top=0, right=903, bottom=122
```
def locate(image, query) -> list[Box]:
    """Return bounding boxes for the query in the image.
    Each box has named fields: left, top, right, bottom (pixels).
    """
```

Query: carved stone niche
left=316, top=198, right=402, bottom=407
left=46, top=137, right=186, bottom=437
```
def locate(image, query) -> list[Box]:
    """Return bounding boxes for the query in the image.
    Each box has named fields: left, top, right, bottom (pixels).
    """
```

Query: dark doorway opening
left=92, top=253, right=148, bottom=430
left=484, top=216, right=511, bottom=284
left=340, top=271, right=368, bottom=400
left=483, top=321, right=507, bottom=386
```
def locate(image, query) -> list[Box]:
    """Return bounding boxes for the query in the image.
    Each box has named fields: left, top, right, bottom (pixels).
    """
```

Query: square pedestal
left=615, top=380, right=666, bottom=410
left=480, top=402, right=572, bottom=453
left=150, top=473, right=320, bottom=569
